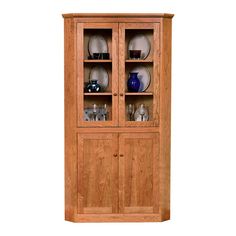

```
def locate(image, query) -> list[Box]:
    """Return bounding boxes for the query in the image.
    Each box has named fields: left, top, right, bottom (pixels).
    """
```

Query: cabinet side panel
left=64, top=18, right=77, bottom=221
left=159, top=18, right=172, bottom=221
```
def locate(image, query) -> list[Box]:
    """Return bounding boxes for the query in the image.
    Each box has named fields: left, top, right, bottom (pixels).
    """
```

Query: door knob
left=113, top=93, right=117, bottom=96
left=113, top=154, right=118, bottom=157
left=120, top=93, right=124, bottom=96
left=119, top=154, right=124, bottom=157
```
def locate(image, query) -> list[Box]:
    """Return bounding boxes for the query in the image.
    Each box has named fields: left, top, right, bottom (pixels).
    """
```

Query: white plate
left=134, top=107, right=149, bottom=121
left=89, top=66, right=109, bottom=91
left=131, top=66, right=151, bottom=92
left=88, top=35, right=108, bottom=55
left=128, top=34, right=151, bottom=59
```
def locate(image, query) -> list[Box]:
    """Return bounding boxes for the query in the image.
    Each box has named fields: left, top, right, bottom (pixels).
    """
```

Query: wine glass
left=139, top=104, right=146, bottom=121
left=92, top=104, right=97, bottom=121
left=127, top=104, right=135, bottom=121
left=102, top=104, right=108, bottom=121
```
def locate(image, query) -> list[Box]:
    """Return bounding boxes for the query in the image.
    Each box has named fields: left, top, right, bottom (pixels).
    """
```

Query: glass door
left=119, top=23, right=160, bottom=127
left=77, top=23, right=118, bottom=127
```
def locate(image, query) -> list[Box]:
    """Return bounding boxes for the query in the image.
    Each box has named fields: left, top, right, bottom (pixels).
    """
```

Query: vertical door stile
left=153, top=23, right=160, bottom=126
left=77, top=133, right=84, bottom=214
left=77, top=23, right=84, bottom=127
left=118, top=23, right=126, bottom=126
left=118, top=133, right=125, bottom=213
left=112, top=133, right=119, bottom=213
left=112, top=24, right=119, bottom=126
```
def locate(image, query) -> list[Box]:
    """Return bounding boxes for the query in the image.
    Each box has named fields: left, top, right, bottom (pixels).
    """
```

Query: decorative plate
left=128, top=34, right=151, bottom=59
left=89, top=66, right=109, bottom=91
left=88, top=35, right=108, bottom=55
left=131, top=66, right=151, bottom=92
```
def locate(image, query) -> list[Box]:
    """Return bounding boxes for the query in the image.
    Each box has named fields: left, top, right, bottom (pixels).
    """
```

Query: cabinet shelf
left=125, top=59, right=153, bottom=63
left=84, top=93, right=112, bottom=96
left=125, top=92, right=153, bottom=96
left=84, top=60, right=112, bottom=63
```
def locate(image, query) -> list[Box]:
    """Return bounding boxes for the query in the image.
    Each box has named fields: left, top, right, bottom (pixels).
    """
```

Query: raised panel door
left=119, top=133, right=159, bottom=214
left=77, top=133, right=119, bottom=213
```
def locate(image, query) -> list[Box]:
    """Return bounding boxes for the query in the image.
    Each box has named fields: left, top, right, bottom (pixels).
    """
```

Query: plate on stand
left=88, top=35, right=108, bottom=55
left=89, top=66, right=109, bottom=91
left=131, top=66, right=151, bottom=92
left=128, top=34, right=151, bottom=59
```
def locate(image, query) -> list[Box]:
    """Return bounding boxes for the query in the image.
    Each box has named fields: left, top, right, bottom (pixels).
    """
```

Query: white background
left=0, top=0, right=236, bottom=235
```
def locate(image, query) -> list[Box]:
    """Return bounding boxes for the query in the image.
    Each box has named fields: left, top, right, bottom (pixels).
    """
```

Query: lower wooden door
left=77, top=132, right=159, bottom=215
left=119, top=133, right=160, bottom=214
left=77, top=133, right=119, bottom=214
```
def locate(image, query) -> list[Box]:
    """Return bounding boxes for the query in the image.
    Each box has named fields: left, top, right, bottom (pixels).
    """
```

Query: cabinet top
left=62, top=13, right=174, bottom=19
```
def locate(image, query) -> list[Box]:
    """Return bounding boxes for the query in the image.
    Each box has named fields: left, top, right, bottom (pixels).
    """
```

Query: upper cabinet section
left=70, top=15, right=170, bottom=128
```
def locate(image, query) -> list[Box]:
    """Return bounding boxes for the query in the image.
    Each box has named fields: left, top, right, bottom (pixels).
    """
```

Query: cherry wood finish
left=77, top=133, right=119, bottom=214
left=64, top=13, right=173, bottom=222
left=119, top=133, right=159, bottom=214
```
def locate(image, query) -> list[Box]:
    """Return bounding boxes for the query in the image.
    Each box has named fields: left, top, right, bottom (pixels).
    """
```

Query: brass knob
left=120, top=93, right=124, bottom=96
left=113, top=154, right=118, bottom=157
left=113, top=93, right=117, bottom=96
left=119, top=154, right=124, bottom=157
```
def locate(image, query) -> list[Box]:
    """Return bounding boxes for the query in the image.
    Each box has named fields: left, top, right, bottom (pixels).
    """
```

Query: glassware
left=127, top=104, right=135, bottom=121
left=139, top=104, right=146, bottom=121
left=92, top=104, right=97, bottom=121
left=102, top=104, right=108, bottom=121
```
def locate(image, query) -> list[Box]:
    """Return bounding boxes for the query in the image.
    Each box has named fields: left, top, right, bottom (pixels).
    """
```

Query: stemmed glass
left=139, top=104, right=146, bottom=121
left=102, top=104, right=108, bottom=121
left=92, top=104, right=97, bottom=121
left=127, top=104, right=135, bottom=121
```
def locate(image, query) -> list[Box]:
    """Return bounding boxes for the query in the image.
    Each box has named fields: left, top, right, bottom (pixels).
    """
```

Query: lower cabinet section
left=77, top=132, right=159, bottom=219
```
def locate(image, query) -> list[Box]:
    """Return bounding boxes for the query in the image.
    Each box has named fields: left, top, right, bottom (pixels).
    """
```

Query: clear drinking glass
left=139, top=104, right=146, bottom=121
left=102, top=104, right=108, bottom=121
left=127, top=104, right=135, bottom=121
left=92, top=104, right=97, bottom=121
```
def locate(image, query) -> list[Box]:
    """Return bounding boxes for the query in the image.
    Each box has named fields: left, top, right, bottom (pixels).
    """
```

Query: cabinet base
left=66, top=213, right=170, bottom=222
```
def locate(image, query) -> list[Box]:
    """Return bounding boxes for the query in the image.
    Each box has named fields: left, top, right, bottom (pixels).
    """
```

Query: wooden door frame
left=77, top=133, right=119, bottom=214
left=77, top=23, right=119, bottom=127
left=118, top=23, right=160, bottom=127
left=118, top=132, right=160, bottom=214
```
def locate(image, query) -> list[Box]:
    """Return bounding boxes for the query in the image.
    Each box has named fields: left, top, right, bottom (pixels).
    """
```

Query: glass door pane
left=77, top=23, right=118, bottom=127
left=119, top=23, right=160, bottom=127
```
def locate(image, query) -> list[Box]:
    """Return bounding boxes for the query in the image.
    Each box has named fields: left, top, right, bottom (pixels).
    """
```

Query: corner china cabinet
left=63, top=13, right=173, bottom=222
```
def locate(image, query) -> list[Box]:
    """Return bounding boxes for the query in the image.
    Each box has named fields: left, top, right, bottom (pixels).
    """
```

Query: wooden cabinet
left=63, top=13, right=173, bottom=222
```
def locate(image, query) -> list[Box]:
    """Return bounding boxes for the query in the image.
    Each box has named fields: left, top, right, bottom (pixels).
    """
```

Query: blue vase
left=86, top=80, right=101, bottom=92
left=127, top=72, right=140, bottom=92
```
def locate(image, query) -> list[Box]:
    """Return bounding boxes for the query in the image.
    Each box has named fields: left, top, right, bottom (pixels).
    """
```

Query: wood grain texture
left=63, top=13, right=174, bottom=19
left=77, top=133, right=119, bottom=214
left=64, top=18, right=77, bottom=221
left=119, top=133, right=159, bottom=214
left=74, top=213, right=162, bottom=222
left=159, top=18, right=172, bottom=221
left=76, top=127, right=160, bottom=133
